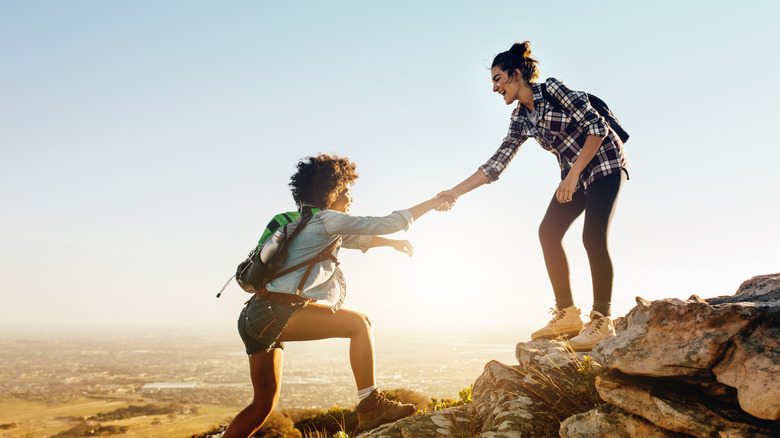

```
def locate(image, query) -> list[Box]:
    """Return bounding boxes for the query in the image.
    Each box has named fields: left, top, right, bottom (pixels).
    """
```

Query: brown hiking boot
left=356, top=389, right=416, bottom=432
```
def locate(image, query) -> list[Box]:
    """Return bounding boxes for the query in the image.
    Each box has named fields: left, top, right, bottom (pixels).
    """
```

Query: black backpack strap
left=541, top=83, right=597, bottom=116
left=268, top=238, right=340, bottom=294
left=540, top=84, right=565, bottom=113
left=283, top=207, right=315, bottom=242
left=542, top=83, right=629, bottom=143
left=266, top=212, right=296, bottom=235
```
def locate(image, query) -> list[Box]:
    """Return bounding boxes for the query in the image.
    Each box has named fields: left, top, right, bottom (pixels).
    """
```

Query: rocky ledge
left=360, top=273, right=780, bottom=437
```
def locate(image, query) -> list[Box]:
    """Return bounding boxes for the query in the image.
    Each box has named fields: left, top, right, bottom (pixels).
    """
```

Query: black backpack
left=216, top=207, right=338, bottom=297
left=540, top=83, right=629, bottom=144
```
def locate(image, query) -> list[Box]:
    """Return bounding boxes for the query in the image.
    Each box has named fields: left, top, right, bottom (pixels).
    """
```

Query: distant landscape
left=0, top=331, right=517, bottom=437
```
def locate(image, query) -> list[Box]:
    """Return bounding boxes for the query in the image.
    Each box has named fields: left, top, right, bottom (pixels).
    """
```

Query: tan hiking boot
left=568, top=311, right=616, bottom=351
left=530, top=306, right=584, bottom=340
left=356, top=389, right=415, bottom=432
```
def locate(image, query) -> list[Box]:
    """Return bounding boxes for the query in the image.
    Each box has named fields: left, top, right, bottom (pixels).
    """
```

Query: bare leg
left=222, top=349, right=282, bottom=438
left=279, top=302, right=375, bottom=390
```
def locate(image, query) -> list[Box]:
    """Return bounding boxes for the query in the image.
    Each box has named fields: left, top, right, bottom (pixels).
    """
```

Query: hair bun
left=509, top=41, right=532, bottom=58
left=491, top=40, right=539, bottom=83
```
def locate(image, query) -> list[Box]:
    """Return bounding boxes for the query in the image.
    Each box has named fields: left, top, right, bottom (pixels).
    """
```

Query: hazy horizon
left=0, top=323, right=533, bottom=345
left=0, top=329, right=520, bottom=408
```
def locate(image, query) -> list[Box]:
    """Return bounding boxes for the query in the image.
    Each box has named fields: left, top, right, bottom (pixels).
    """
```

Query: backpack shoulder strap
left=269, top=238, right=340, bottom=294
left=284, top=207, right=315, bottom=242
left=283, top=206, right=323, bottom=249
left=542, top=82, right=629, bottom=143
left=540, top=83, right=565, bottom=113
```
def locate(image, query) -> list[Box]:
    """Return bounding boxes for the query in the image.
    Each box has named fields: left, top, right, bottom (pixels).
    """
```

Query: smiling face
left=329, top=186, right=353, bottom=213
left=491, top=66, right=522, bottom=105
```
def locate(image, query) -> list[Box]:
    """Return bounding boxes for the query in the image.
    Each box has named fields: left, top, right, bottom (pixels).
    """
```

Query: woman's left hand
left=391, top=239, right=414, bottom=257
left=556, top=174, right=579, bottom=203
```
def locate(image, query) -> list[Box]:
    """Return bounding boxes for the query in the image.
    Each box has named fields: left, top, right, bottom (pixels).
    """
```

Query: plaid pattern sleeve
left=477, top=77, right=627, bottom=189
left=478, top=107, right=529, bottom=182
left=545, top=78, right=608, bottom=138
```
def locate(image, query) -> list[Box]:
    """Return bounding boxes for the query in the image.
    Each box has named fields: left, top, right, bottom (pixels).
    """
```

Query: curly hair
left=289, top=154, right=359, bottom=209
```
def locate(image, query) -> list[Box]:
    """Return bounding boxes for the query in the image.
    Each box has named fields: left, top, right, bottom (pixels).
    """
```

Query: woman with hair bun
left=437, top=41, right=628, bottom=351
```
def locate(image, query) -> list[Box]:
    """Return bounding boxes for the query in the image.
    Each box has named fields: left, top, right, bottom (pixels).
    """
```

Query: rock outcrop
left=583, top=273, right=780, bottom=437
left=357, top=405, right=480, bottom=437
left=361, top=340, right=603, bottom=437
left=206, top=274, right=780, bottom=437
left=361, top=273, right=780, bottom=437
left=559, top=403, right=678, bottom=438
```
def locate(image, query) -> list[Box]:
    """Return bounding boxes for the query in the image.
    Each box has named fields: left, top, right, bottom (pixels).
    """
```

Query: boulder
left=559, top=403, right=678, bottom=438
left=472, top=340, right=603, bottom=437
left=471, top=359, right=540, bottom=437
left=512, top=340, right=603, bottom=412
left=712, top=310, right=780, bottom=421
left=357, top=404, right=479, bottom=437
left=709, top=273, right=780, bottom=420
left=597, top=370, right=780, bottom=437
left=592, top=295, right=760, bottom=379
left=592, top=273, right=780, bottom=421
left=706, top=273, right=780, bottom=305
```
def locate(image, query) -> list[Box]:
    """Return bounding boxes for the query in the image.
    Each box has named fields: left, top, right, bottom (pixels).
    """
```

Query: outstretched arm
left=352, top=196, right=452, bottom=256
left=407, top=196, right=455, bottom=221
left=436, top=169, right=489, bottom=200
left=370, top=236, right=413, bottom=257
left=435, top=116, right=528, bottom=210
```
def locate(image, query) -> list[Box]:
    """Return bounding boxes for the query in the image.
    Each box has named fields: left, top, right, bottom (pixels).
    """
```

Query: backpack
left=216, top=207, right=338, bottom=297
left=540, top=83, right=629, bottom=144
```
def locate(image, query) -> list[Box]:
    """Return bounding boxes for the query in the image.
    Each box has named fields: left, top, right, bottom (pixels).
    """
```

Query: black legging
left=538, top=169, right=626, bottom=317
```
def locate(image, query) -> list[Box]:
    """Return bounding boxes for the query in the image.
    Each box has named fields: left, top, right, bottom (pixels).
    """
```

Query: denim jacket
left=264, top=208, right=414, bottom=311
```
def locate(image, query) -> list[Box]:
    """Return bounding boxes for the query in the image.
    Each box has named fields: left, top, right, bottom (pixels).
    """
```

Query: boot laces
left=376, top=390, right=403, bottom=407
left=582, top=317, right=604, bottom=334
left=548, top=307, right=565, bottom=323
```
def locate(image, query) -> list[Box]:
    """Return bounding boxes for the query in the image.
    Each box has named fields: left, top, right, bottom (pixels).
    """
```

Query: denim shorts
left=237, top=294, right=306, bottom=355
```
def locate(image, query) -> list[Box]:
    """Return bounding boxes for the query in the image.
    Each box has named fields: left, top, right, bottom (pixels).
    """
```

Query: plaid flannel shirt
left=479, top=77, right=628, bottom=190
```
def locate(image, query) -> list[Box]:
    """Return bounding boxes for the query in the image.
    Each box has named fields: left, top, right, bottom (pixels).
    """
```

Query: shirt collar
left=531, top=82, right=544, bottom=105
left=512, top=82, right=544, bottom=116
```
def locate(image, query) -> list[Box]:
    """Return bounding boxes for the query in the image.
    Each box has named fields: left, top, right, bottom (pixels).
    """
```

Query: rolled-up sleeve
left=321, top=209, right=414, bottom=236
left=341, top=234, right=373, bottom=253
left=479, top=112, right=528, bottom=183
left=546, top=78, right=608, bottom=138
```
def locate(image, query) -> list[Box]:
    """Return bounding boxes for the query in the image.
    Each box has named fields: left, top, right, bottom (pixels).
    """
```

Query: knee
left=582, top=231, right=607, bottom=254
left=346, top=311, right=372, bottom=335
left=539, top=222, right=563, bottom=247
left=356, top=312, right=372, bottom=331
left=248, top=396, right=276, bottom=415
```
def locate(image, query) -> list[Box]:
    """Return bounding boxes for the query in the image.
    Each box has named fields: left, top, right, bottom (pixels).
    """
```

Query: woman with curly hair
left=223, top=154, right=451, bottom=437
left=437, top=41, right=628, bottom=351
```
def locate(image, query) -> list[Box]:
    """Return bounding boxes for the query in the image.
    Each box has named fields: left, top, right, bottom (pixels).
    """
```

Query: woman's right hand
left=434, top=170, right=488, bottom=211
left=408, top=194, right=457, bottom=219
left=434, top=190, right=458, bottom=211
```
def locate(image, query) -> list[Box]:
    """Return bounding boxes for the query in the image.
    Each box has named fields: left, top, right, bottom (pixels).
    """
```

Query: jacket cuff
left=395, top=209, right=414, bottom=228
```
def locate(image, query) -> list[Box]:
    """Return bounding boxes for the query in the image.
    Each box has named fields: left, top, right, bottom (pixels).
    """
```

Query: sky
left=2, top=1, right=779, bottom=339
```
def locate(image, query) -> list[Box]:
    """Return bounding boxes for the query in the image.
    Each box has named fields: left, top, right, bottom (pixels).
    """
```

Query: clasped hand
left=433, top=191, right=458, bottom=211
left=386, top=192, right=456, bottom=257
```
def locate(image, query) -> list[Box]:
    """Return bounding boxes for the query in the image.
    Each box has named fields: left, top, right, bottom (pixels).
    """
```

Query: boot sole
left=357, top=406, right=416, bottom=432
left=530, top=329, right=582, bottom=340
left=569, top=332, right=616, bottom=352
left=569, top=343, right=596, bottom=352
